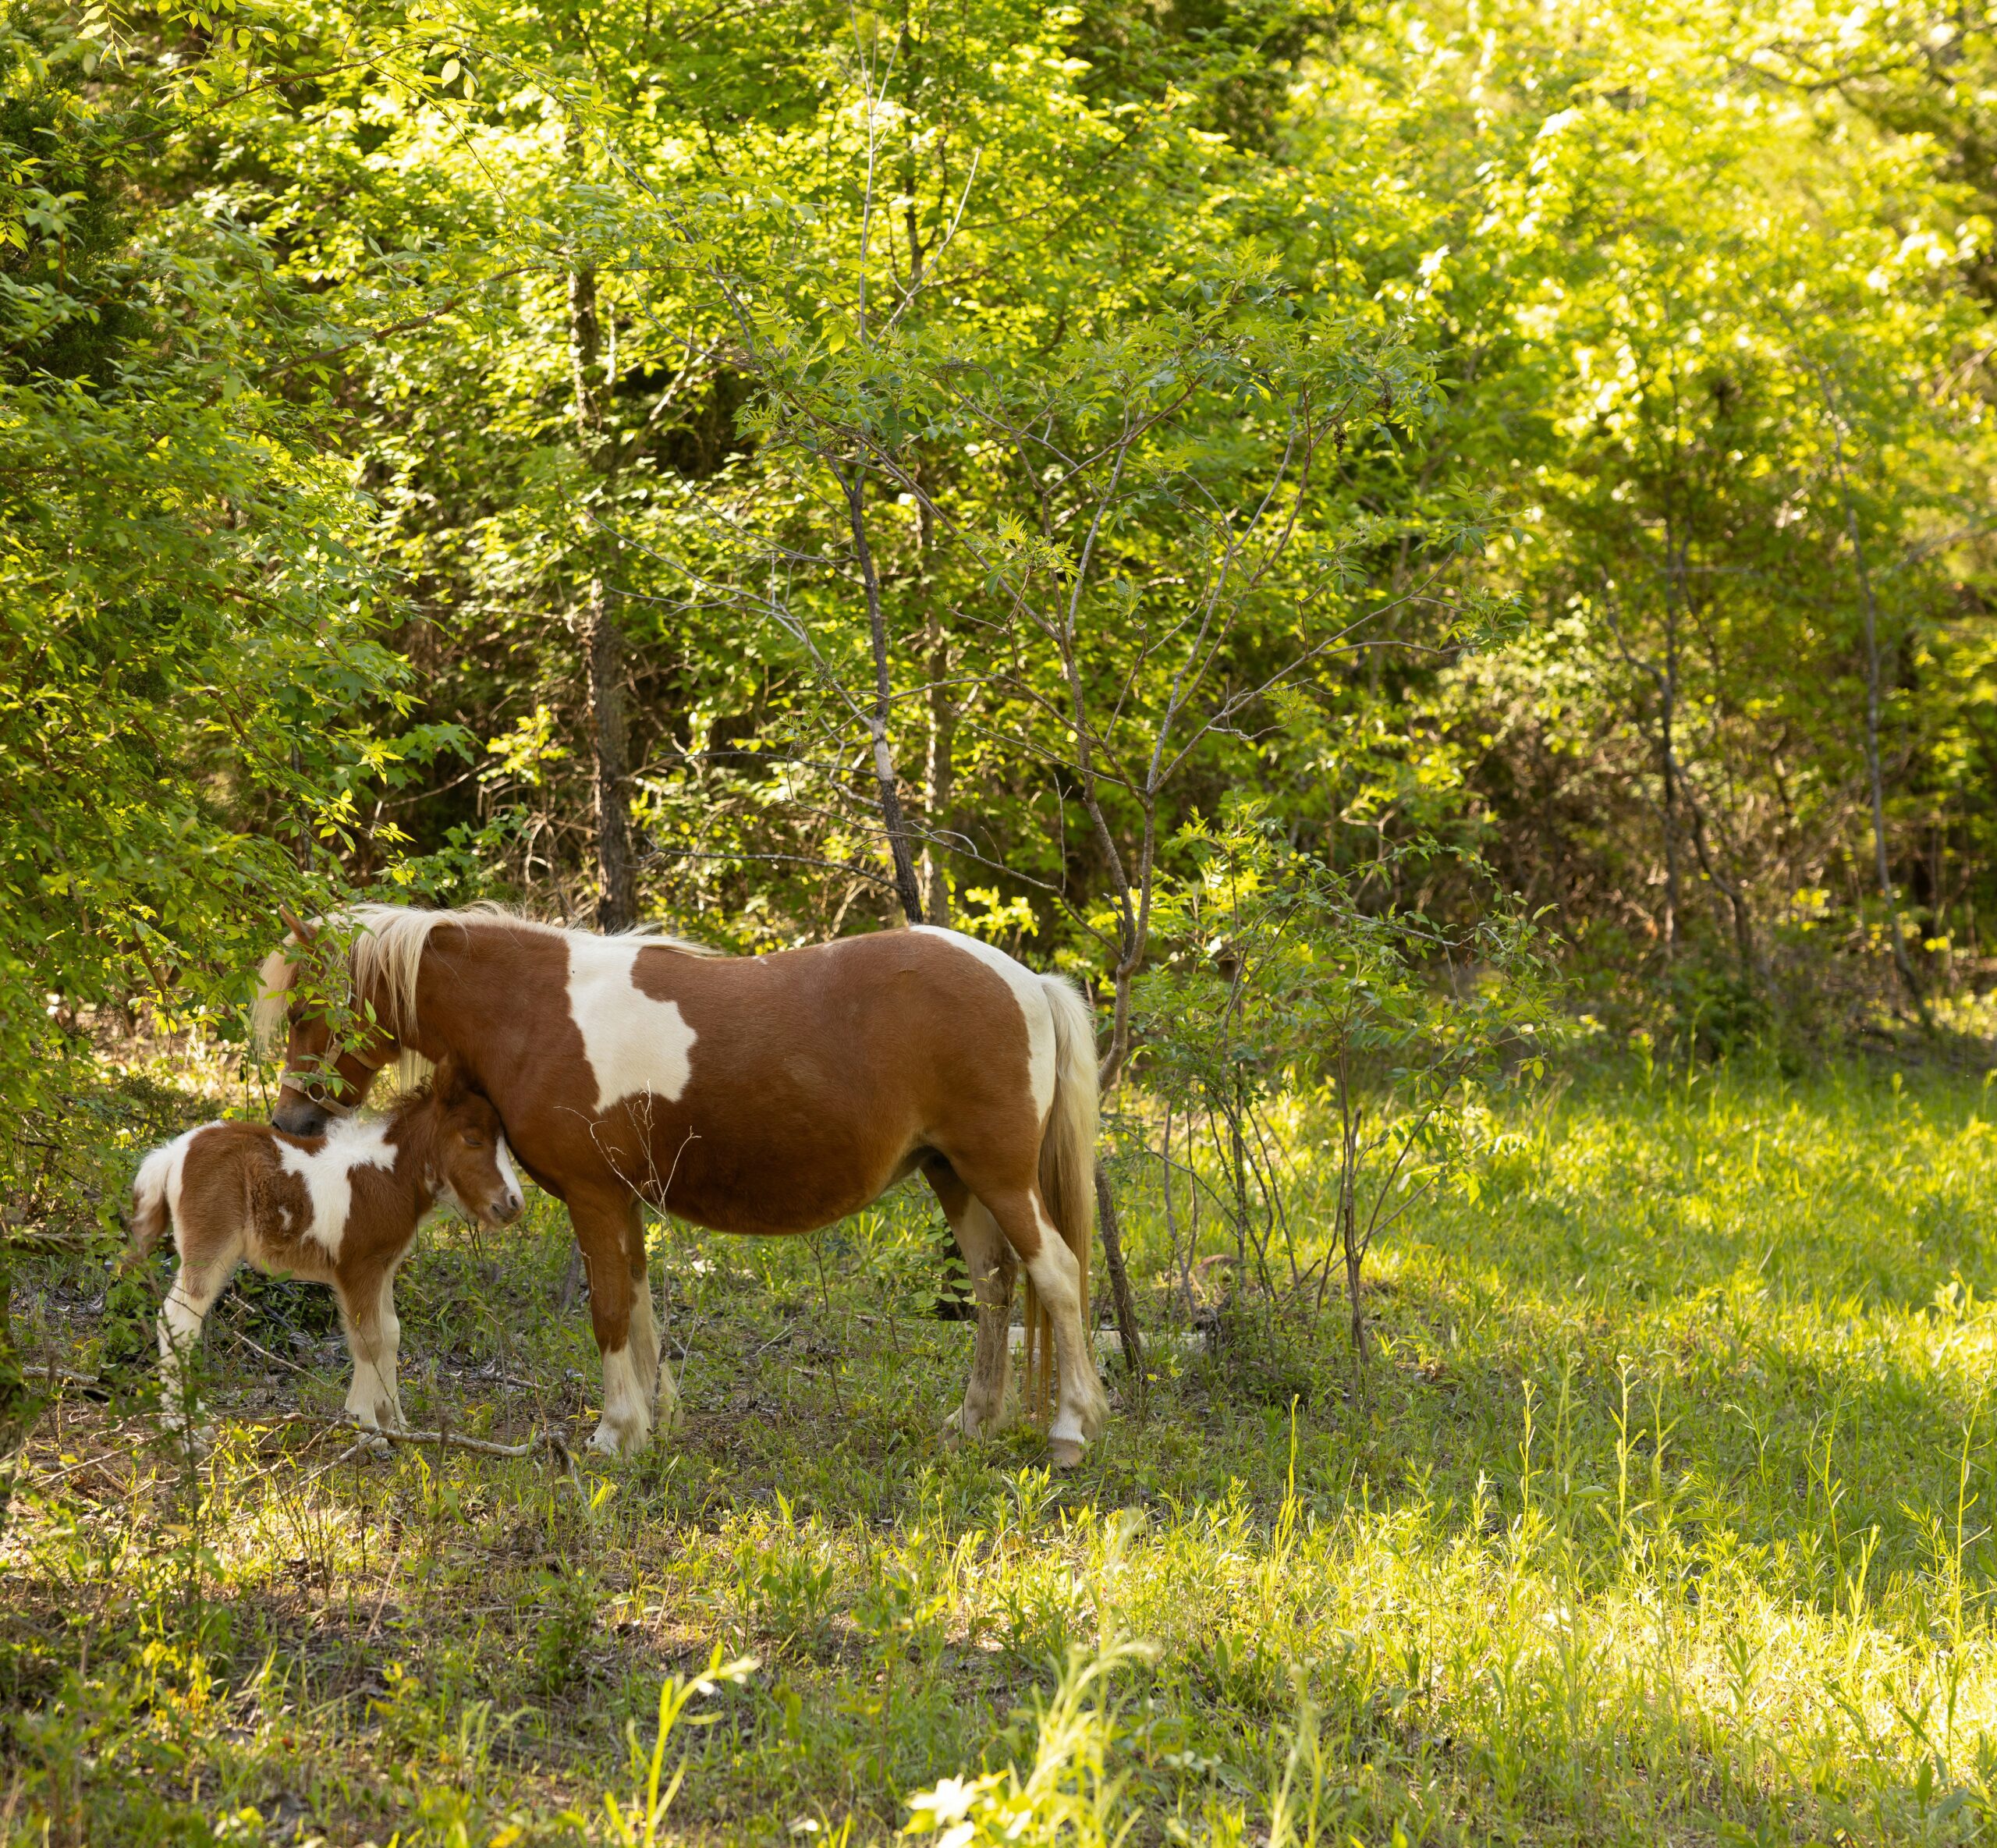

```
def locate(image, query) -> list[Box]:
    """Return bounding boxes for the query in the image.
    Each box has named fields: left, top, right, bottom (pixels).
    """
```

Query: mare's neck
left=403, top=926, right=546, bottom=1112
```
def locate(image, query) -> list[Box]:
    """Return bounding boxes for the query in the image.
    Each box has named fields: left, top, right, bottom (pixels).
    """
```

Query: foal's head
left=398, top=1058, right=524, bottom=1230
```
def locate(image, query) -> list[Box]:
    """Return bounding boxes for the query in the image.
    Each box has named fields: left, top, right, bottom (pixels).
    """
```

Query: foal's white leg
left=374, top=1272, right=406, bottom=1428
left=157, top=1240, right=241, bottom=1438
left=338, top=1270, right=403, bottom=1433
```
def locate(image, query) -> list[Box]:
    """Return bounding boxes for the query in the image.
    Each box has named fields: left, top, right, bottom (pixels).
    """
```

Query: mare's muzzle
left=273, top=1098, right=332, bottom=1137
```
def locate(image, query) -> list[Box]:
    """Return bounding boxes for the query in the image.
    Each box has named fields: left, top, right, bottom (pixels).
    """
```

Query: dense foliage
left=5, top=0, right=1994, bottom=1055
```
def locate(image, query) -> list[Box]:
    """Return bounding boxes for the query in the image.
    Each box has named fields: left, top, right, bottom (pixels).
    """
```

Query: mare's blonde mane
left=251, top=902, right=717, bottom=1072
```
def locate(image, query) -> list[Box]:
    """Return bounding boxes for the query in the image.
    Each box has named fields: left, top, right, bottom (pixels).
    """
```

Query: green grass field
left=9, top=1053, right=1997, bottom=1846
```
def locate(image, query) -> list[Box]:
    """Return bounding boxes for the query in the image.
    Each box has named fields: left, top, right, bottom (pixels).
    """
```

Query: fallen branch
left=243, top=1411, right=562, bottom=1462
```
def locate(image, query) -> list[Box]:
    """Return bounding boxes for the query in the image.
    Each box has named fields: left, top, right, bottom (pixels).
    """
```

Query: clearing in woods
left=5, top=1053, right=1997, bottom=1845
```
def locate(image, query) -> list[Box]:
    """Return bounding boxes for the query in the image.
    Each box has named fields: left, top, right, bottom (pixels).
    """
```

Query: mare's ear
left=278, top=904, right=319, bottom=945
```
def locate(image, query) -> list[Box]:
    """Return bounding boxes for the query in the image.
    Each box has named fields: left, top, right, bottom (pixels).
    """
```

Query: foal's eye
left=462, top=1133, right=484, bottom=1149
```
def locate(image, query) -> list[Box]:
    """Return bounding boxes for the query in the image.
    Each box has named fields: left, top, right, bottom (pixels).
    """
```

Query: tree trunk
left=569, top=265, right=636, bottom=933
left=924, top=609, right=953, bottom=927
left=0, top=1242, right=38, bottom=1534
left=1093, top=1163, right=1144, bottom=1387
left=842, top=465, right=926, bottom=926
left=1844, top=491, right=1928, bottom=1019
left=1658, top=606, right=1682, bottom=964
left=581, top=578, right=635, bottom=933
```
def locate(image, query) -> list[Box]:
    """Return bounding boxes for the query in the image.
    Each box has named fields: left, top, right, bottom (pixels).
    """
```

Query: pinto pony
left=126, top=1057, right=524, bottom=1432
left=252, top=904, right=1107, bottom=1463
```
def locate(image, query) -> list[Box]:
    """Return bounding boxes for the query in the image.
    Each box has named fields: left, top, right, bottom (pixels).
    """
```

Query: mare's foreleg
left=926, top=1160, right=1016, bottom=1441
left=573, top=1190, right=655, bottom=1456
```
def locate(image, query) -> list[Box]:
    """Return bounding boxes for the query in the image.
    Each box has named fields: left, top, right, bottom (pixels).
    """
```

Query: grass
left=8, top=1050, right=1997, bottom=1843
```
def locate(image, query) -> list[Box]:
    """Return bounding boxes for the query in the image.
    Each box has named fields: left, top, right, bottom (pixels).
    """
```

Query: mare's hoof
left=591, top=1421, right=648, bottom=1459
left=1048, top=1437, right=1085, bottom=1470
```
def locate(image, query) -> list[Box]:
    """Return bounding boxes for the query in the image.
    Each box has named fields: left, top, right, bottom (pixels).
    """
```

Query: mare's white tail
left=1022, top=974, right=1100, bottom=1421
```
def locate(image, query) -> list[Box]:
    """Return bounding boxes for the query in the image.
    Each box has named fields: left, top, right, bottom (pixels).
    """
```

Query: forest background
left=12, top=0, right=1997, bottom=1068
left=9, top=0, right=1997, bottom=1295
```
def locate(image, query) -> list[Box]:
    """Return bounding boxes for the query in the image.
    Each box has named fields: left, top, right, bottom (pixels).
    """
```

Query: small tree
left=1132, top=807, right=1558, bottom=1363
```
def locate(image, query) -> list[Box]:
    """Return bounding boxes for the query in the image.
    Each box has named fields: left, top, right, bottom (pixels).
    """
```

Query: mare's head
left=399, top=1055, right=524, bottom=1229
left=256, top=906, right=416, bottom=1136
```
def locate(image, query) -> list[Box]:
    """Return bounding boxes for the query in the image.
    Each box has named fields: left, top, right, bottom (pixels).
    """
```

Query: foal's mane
left=253, top=902, right=718, bottom=1059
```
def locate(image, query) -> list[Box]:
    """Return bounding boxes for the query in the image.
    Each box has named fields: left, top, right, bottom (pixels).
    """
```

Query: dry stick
left=239, top=1412, right=558, bottom=1461
left=1093, top=1165, right=1145, bottom=1395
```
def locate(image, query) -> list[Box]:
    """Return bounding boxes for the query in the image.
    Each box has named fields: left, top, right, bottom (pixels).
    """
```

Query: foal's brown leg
left=335, top=1257, right=403, bottom=1432
left=158, top=1233, right=244, bottom=1435
left=925, top=1159, right=1016, bottom=1440
left=573, top=1189, right=654, bottom=1456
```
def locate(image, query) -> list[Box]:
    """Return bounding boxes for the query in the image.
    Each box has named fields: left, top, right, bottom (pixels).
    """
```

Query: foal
left=126, top=1057, right=523, bottom=1433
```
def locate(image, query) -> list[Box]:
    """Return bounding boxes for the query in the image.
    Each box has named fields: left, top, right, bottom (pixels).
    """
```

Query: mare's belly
left=650, top=1129, right=908, bottom=1237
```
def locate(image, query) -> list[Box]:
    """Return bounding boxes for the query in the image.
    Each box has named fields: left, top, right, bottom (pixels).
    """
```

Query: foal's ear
left=431, top=1052, right=470, bottom=1103
left=278, top=904, right=319, bottom=946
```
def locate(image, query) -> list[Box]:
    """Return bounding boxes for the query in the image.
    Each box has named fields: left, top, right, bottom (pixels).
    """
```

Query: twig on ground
left=240, top=1412, right=552, bottom=1460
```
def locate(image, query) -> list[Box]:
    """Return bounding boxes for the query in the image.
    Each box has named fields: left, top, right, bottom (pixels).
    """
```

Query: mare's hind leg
left=573, top=1190, right=655, bottom=1456
left=335, top=1259, right=404, bottom=1432
left=925, top=1158, right=1016, bottom=1440
left=158, top=1233, right=243, bottom=1436
left=960, top=1177, right=1108, bottom=1468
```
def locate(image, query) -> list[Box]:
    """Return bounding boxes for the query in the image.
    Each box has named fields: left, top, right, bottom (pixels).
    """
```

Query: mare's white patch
left=277, top=1116, right=396, bottom=1259
left=567, top=936, right=697, bottom=1115
left=910, top=928, right=1055, bottom=1118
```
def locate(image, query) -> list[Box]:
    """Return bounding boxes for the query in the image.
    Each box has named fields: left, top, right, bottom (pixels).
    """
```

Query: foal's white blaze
left=496, top=1135, right=521, bottom=1201
left=566, top=936, right=698, bottom=1114
left=276, top=1116, right=396, bottom=1258
left=910, top=927, right=1056, bottom=1118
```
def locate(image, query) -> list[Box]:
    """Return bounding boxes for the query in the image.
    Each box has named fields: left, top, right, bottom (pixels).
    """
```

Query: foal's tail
left=1023, top=974, right=1101, bottom=1418
left=121, top=1142, right=179, bottom=1273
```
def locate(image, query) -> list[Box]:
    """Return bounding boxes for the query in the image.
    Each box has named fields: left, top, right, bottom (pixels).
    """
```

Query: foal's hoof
left=1048, top=1436, right=1086, bottom=1471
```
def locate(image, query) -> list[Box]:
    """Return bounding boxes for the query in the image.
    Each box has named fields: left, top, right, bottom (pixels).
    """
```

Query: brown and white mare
left=253, top=903, right=1108, bottom=1463
left=126, top=1056, right=524, bottom=1433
